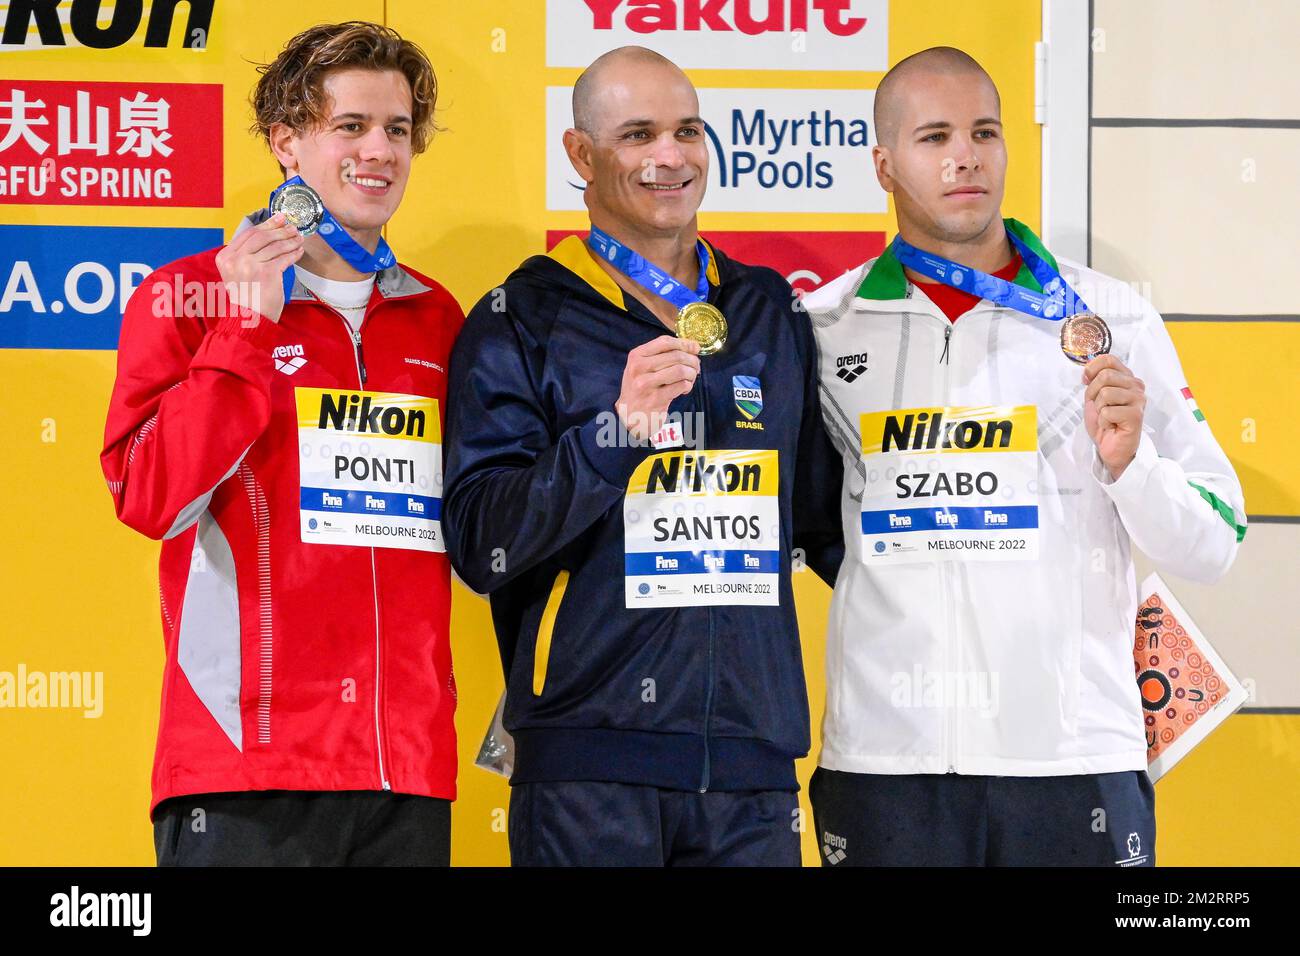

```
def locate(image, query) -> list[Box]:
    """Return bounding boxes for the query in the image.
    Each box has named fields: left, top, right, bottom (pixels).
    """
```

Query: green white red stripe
left=1181, top=387, right=1205, bottom=423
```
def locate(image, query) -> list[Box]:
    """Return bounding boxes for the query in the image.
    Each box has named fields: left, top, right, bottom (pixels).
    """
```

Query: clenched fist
left=214, top=211, right=306, bottom=325
left=616, top=335, right=701, bottom=442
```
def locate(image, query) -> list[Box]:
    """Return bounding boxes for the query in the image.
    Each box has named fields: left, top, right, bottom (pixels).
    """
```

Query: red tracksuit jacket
left=102, top=242, right=463, bottom=815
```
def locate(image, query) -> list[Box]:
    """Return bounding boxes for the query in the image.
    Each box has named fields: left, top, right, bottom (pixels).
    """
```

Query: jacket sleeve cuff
left=1095, top=432, right=1159, bottom=501
left=213, top=311, right=280, bottom=350
left=576, top=411, right=651, bottom=489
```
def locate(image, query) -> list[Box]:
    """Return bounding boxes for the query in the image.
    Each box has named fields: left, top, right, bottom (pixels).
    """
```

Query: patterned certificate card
left=1134, top=573, right=1249, bottom=782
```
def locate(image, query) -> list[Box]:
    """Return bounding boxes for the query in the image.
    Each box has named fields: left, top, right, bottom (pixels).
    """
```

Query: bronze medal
left=676, top=301, right=728, bottom=356
left=1060, top=311, right=1111, bottom=365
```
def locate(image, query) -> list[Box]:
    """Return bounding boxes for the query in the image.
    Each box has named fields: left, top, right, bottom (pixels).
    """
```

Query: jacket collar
left=853, top=217, right=1057, bottom=308
left=235, top=208, right=432, bottom=302
left=545, top=233, right=722, bottom=310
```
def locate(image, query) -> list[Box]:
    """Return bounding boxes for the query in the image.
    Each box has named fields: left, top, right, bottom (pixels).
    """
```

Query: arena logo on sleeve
left=547, top=87, right=883, bottom=213
left=0, top=224, right=222, bottom=349
left=0, top=80, right=222, bottom=207
left=546, top=0, right=887, bottom=71
left=546, top=229, right=884, bottom=296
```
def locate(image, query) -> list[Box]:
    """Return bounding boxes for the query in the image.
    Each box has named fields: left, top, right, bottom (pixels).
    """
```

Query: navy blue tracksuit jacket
left=442, top=235, right=842, bottom=795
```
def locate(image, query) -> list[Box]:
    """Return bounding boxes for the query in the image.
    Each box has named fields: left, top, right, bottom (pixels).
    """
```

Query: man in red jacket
left=101, top=21, right=463, bottom=865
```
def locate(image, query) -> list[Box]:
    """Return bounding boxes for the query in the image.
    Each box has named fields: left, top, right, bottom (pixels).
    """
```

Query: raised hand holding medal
left=893, top=219, right=1142, bottom=477
left=617, top=333, right=701, bottom=444
left=1083, top=352, right=1146, bottom=480
left=212, top=209, right=305, bottom=325
left=585, top=226, right=717, bottom=444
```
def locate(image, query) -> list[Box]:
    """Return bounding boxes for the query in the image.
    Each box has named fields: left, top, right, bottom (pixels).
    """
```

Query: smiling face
left=873, top=69, right=1007, bottom=246
left=566, top=57, right=708, bottom=240
left=271, top=68, right=414, bottom=238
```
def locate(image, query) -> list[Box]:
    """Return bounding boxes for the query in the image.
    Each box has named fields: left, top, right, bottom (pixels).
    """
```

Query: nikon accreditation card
left=296, top=388, right=444, bottom=553
left=624, top=448, right=780, bottom=608
left=859, top=405, right=1039, bottom=564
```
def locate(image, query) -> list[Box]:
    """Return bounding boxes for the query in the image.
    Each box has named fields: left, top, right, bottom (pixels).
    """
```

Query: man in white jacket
left=802, top=47, right=1246, bottom=866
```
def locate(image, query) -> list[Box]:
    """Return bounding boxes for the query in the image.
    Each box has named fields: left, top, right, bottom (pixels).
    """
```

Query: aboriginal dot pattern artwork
left=1133, top=593, right=1226, bottom=760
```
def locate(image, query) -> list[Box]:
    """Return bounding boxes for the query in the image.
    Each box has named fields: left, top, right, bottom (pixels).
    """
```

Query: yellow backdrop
left=1, top=0, right=1292, bottom=866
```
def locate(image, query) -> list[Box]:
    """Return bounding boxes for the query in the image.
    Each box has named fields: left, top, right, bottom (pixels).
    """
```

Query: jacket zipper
left=322, top=298, right=389, bottom=791
left=700, top=613, right=715, bottom=793
left=626, top=289, right=719, bottom=792
left=353, top=327, right=368, bottom=386
left=940, top=560, right=957, bottom=773
left=697, top=369, right=715, bottom=793
left=939, top=316, right=958, bottom=773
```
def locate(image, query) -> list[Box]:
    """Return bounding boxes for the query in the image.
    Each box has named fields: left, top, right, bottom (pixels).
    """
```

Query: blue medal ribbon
left=269, top=175, right=397, bottom=302
left=587, top=225, right=710, bottom=312
left=892, top=225, right=1090, bottom=321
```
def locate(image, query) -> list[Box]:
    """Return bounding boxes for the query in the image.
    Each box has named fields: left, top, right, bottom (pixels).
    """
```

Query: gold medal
left=271, top=182, right=325, bottom=236
left=1060, top=311, right=1111, bottom=365
left=677, top=301, right=727, bottom=356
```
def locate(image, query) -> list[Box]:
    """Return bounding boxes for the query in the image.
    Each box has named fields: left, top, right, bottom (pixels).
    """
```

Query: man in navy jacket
left=443, top=46, right=842, bottom=866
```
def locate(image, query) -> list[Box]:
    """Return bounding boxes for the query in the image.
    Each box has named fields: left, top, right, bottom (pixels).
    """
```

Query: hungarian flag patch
left=1181, top=387, right=1206, bottom=423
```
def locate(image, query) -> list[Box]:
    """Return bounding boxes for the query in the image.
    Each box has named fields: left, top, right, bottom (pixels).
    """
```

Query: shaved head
left=562, top=45, right=707, bottom=240
left=868, top=45, right=1008, bottom=259
left=874, top=46, right=999, bottom=148
left=572, top=45, right=688, bottom=133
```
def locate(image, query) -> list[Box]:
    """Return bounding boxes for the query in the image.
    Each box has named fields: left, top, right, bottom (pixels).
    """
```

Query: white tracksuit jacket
left=803, top=219, right=1246, bottom=777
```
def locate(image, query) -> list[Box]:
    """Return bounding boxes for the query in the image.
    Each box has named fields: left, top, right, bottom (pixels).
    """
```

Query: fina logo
left=638, top=583, right=651, bottom=595
left=874, top=541, right=885, bottom=553
left=733, top=375, right=762, bottom=420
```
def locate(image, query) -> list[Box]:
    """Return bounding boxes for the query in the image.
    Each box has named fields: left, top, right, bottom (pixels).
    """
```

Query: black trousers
left=153, top=790, right=451, bottom=866
left=810, top=768, right=1156, bottom=867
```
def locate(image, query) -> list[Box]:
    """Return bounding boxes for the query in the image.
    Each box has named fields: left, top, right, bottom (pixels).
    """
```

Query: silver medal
left=270, top=182, right=324, bottom=236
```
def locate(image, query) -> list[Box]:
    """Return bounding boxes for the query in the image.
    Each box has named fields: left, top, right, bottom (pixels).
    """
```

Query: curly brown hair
left=250, top=21, right=440, bottom=164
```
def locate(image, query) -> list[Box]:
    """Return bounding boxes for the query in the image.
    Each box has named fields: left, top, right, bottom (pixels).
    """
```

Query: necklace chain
left=305, top=283, right=372, bottom=311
